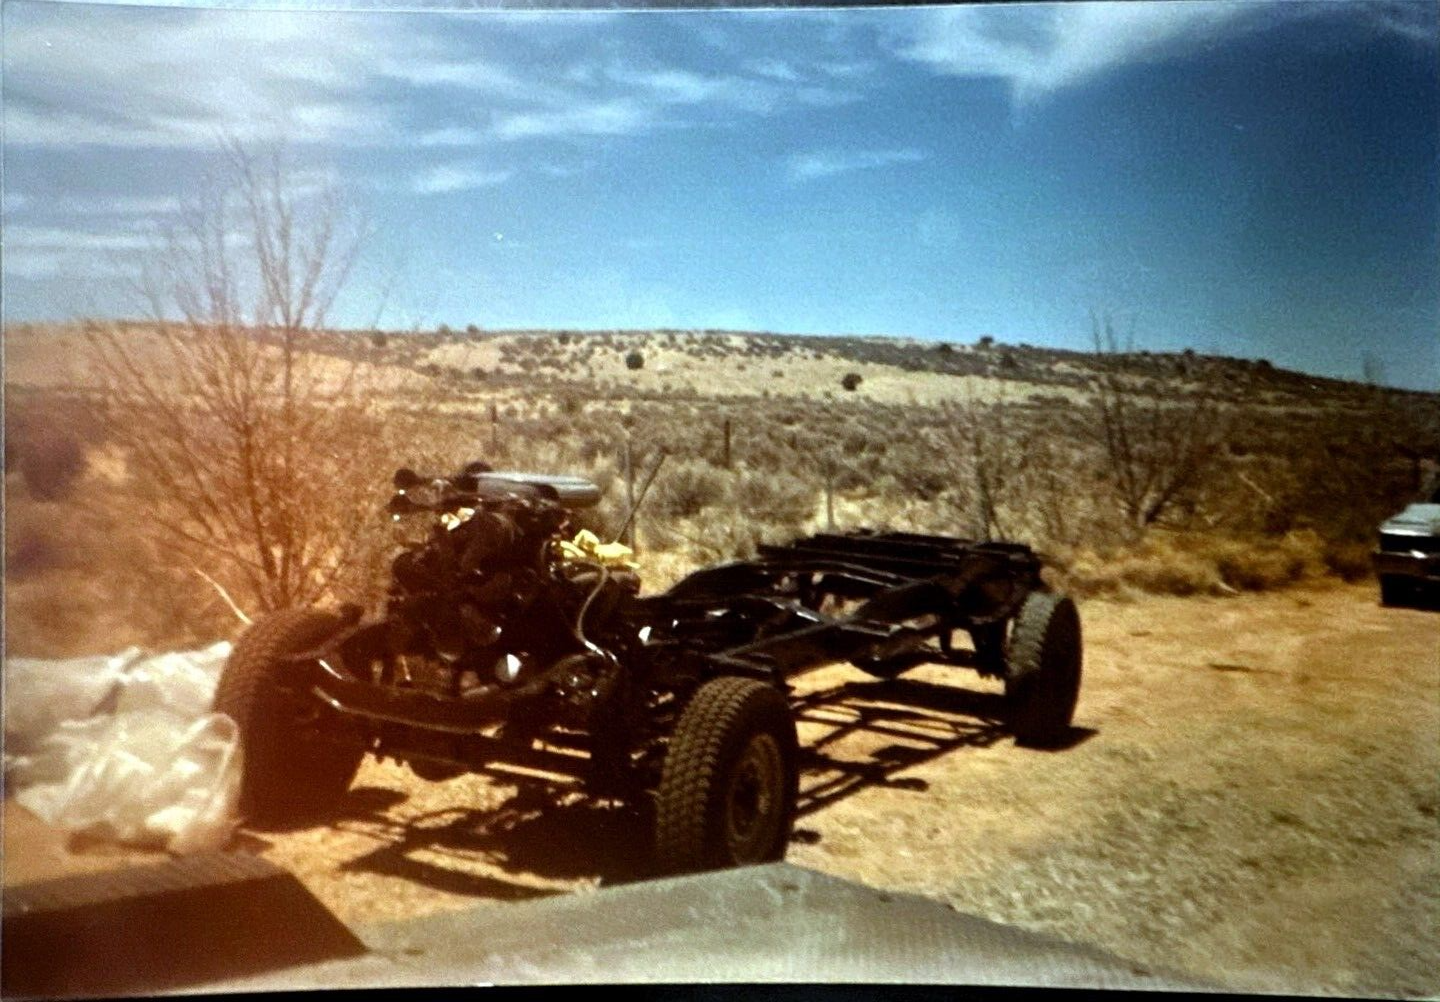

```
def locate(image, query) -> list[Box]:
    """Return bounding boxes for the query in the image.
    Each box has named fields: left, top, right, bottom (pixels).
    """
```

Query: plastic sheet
left=5, top=641, right=242, bottom=853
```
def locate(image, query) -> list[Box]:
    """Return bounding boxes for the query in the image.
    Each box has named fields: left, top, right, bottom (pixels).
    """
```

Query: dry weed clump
left=1059, top=530, right=1341, bottom=599
left=649, top=459, right=728, bottom=520
left=1319, top=539, right=1373, bottom=583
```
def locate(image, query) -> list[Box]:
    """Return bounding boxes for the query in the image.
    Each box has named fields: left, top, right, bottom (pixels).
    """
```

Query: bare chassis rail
left=282, top=530, right=1045, bottom=780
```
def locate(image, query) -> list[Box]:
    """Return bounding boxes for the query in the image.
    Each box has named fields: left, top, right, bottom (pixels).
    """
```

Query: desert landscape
left=4, top=319, right=1438, bottom=996
left=4, top=2, right=1438, bottom=995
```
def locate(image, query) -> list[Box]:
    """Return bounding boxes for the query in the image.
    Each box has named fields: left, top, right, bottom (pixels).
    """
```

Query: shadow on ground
left=247, top=673, right=1096, bottom=899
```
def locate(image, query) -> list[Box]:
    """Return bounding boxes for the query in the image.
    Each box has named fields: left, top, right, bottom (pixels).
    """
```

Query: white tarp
left=4, top=642, right=242, bottom=854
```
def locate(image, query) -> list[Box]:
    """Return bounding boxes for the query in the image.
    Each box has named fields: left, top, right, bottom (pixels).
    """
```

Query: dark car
left=1374, top=475, right=1440, bottom=606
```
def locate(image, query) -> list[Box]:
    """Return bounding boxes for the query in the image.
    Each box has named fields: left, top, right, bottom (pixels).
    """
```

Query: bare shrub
left=650, top=459, right=727, bottom=520
left=1220, top=394, right=1439, bottom=541
left=936, top=391, right=1051, bottom=540
left=732, top=468, right=815, bottom=528
left=84, top=140, right=388, bottom=618
left=1321, top=539, right=1373, bottom=582
left=1089, top=314, right=1230, bottom=530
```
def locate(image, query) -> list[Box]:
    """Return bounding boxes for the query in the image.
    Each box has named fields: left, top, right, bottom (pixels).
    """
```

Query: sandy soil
left=5, top=581, right=1436, bottom=996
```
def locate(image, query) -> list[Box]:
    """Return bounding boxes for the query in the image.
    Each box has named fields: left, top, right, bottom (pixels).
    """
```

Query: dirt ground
left=4, top=581, right=1436, bottom=996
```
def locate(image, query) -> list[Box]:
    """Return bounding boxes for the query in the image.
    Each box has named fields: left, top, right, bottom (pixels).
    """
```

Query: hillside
left=6, top=322, right=1427, bottom=413
left=336, top=326, right=1417, bottom=412
left=4, top=320, right=1436, bottom=660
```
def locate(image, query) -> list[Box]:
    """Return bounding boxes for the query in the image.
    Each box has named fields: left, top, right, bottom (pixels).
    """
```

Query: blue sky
left=3, top=1, right=1437, bottom=388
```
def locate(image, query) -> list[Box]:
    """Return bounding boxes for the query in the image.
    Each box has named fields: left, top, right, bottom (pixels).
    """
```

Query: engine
left=381, top=463, right=639, bottom=731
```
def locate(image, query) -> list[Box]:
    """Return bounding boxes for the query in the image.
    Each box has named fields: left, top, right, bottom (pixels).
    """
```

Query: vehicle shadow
left=330, top=795, right=653, bottom=894
left=790, top=676, right=1011, bottom=819
left=301, top=671, right=1088, bottom=897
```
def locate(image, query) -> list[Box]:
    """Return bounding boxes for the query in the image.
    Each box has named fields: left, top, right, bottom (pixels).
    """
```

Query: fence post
left=623, top=435, right=637, bottom=552
left=489, top=401, right=499, bottom=456
left=722, top=417, right=732, bottom=470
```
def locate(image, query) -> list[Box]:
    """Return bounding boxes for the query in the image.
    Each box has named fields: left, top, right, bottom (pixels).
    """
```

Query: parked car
left=1374, top=474, right=1440, bottom=607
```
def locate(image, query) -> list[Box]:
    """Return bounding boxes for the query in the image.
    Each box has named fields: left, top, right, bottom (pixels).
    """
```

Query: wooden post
left=489, top=401, right=499, bottom=455
left=722, top=418, right=732, bottom=470
left=825, top=462, right=836, bottom=531
left=623, top=436, right=637, bottom=551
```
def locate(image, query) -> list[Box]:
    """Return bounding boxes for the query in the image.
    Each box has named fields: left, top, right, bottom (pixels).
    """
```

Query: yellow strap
left=557, top=529, right=639, bottom=570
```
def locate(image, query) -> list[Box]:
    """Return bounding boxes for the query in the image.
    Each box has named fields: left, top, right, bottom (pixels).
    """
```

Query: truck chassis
left=216, top=473, right=1082, bottom=875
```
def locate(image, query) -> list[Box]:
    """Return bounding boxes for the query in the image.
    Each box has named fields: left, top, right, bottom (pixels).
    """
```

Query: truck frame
left=215, top=472, right=1083, bottom=875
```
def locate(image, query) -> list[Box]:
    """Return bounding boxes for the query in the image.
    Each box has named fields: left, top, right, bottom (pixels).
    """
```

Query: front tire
left=655, top=676, right=798, bottom=875
left=1005, top=591, right=1083, bottom=748
left=213, top=609, right=364, bottom=828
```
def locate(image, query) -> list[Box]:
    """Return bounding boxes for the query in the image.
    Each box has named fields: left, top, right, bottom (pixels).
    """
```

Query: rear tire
left=213, top=609, right=363, bottom=828
left=1005, top=591, right=1083, bottom=748
left=655, top=677, right=798, bottom=875
left=1379, top=575, right=1410, bottom=608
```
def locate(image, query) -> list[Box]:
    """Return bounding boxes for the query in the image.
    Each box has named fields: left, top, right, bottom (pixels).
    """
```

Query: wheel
left=1004, top=591, right=1083, bottom=748
left=1379, top=576, right=1410, bottom=608
left=654, top=676, right=799, bottom=875
left=213, top=609, right=364, bottom=827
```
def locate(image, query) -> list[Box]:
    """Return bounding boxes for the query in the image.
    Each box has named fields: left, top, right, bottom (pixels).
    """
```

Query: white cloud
left=890, top=4, right=1257, bottom=103
left=1363, top=1, right=1440, bottom=44
left=380, top=59, right=525, bottom=94
left=3, top=192, right=182, bottom=218
left=71, top=194, right=183, bottom=216
left=3, top=222, right=156, bottom=280
left=416, top=126, right=488, bottom=148
left=2, top=9, right=414, bottom=148
left=745, top=58, right=802, bottom=82
left=601, top=60, right=856, bottom=116
left=493, top=100, right=654, bottom=141
left=4, top=6, right=873, bottom=152
left=7, top=224, right=153, bottom=251
left=886, top=2, right=1436, bottom=104
left=411, top=164, right=513, bottom=195
left=786, top=147, right=927, bottom=181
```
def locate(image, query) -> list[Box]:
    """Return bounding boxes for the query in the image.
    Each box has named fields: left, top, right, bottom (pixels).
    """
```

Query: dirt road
left=5, top=582, right=1436, bottom=996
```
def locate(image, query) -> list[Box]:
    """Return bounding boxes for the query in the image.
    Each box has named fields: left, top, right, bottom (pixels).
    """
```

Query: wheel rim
left=725, top=732, right=785, bottom=863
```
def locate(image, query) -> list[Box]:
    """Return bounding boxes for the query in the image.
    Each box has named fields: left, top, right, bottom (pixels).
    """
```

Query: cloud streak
left=4, top=222, right=157, bottom=280
left=888, top=4, right=1257, bottom=103
left=786, top=147, right=926, bottom=181
left=885, top=2, right=1436, bottom=104
left=3, top=6, right=866, bottom=153
left=411, top=163, right=513, bottom=195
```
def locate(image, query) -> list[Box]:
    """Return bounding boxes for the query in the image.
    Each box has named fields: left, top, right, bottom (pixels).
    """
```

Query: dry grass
left=1057, top=530, right=1342, bottom=599
left=4, top=322, right=1435, bottom=657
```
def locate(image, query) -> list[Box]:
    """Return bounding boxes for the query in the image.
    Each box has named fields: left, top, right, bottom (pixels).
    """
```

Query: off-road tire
left=654, top=676, right=798, bottom=875
left=1379, top=575, right=1410, bottom=608
left=213, top=609, right=363, bottom=828
left=1005, top=591, right=1083, bottom=748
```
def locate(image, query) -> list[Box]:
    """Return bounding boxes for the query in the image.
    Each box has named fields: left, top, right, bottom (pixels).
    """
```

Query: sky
left=3, top=0, right=1437, bottom=389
